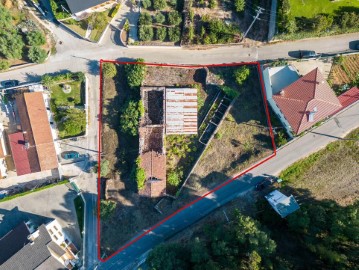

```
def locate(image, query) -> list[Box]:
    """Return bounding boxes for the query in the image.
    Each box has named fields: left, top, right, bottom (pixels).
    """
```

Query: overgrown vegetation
left=147, top=211, right=277, bottom=270
left=0, top=4, right=49, bottom=66
left=133, top=157, right=146, bottom=190
left=74, top=195, right=84, bottom=238
left=120, top=100, right=144, bottom=136
left=100, top=200, right=117, bottom=220
left=137, top=0, right=183, bottom=43
left=102, top=62, right=118, bottom=78
left=182, top=0, right=242, bottom=45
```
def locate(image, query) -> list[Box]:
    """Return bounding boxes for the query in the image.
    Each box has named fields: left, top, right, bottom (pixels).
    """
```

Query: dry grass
left=280, top=128, right=359, bottom=206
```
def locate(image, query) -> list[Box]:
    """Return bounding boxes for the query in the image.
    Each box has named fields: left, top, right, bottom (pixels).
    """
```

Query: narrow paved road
left=99, top=102, right=359, bottom=270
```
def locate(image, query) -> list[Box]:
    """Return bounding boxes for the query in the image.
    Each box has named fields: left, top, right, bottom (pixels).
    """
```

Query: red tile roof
left=273, top=68, right=342, bottom=134
left=139, top=151, right=166, bottom=197
left=8, top=132, right=31, bottom=176
left=338, top=86, right=359, bottom=108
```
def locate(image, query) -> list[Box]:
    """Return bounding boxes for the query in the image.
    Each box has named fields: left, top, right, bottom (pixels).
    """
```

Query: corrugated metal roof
left=165, top=88, right=198, bottom=135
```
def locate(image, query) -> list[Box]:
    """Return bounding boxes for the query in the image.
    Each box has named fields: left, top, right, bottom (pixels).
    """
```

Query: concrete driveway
left=0, top=183, right=82, bottom=248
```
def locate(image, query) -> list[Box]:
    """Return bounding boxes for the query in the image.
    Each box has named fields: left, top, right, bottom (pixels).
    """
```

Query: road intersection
left=0, top=16, right=358, bottom=269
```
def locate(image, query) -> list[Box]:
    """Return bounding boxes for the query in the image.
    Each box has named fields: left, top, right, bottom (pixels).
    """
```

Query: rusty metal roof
left=165, top=88, right=198, bottom=135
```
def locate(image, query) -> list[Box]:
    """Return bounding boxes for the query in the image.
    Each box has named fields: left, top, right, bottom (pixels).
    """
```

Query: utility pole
left=242, top=6, right=264, bottom=41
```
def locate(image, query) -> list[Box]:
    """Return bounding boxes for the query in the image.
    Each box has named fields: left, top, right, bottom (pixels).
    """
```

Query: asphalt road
left=0, top=15, right=358, bottom=270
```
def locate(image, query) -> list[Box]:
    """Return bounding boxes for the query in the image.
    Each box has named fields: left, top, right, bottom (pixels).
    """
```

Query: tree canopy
left=28, top=46, right=47, bottom=63
left=26, top=30, right=46, bottom=46
left=147, top=211, right=276, bottom=270
left=102, top=62, right=117, bottom=78
left=58, top=108, right=86, bottom=138
left=233, top=66, right=250, bottom=85
left=120, top=100, right=142, bottom=136
left=124, top=58, right=147, bottom=88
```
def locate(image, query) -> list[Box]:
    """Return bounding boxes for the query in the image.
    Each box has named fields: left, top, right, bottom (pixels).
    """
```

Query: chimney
left=280, top=90, right=285, bottom=96
left=308, top=107, right=318, bottom=122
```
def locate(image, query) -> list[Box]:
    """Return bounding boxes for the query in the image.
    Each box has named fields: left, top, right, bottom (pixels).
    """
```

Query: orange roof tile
left=23, top=92, right=58, bottom=171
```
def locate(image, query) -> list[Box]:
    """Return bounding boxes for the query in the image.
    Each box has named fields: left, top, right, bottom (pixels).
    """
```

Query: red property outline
left=97, top=60, right=277, bottom=262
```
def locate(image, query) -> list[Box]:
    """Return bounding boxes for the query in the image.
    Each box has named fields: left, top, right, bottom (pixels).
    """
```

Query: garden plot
left=136, top=0, right=184, bottom=44
left=329, top=54, right=359, bottom=94
left=45, top=72, right=86, bottom=139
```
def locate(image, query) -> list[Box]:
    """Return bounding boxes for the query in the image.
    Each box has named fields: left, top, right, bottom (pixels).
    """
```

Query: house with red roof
left=263, top=67, right=358, bottom=136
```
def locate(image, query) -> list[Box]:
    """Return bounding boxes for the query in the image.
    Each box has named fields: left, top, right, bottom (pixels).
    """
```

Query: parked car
left=61, top=151, right=80, bottom=160
left=299, top=50, right=317, bottom=59
left=1, top=80, right=19, bottom=88
left=255, top=176, right=276, bottom=191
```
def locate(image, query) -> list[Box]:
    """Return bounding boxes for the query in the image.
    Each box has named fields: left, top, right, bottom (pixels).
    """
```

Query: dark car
left=299, top=50, right=317, bottom=59
left=61, top=151, right=80, bottom=160
left=1, top=80, right=19, bottom=88
left=255, top=176, right=276, bottom=191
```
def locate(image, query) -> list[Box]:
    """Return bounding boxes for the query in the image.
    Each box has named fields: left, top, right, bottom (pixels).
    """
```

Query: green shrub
left=28, top=46, right=47, bottom=63
left=135, top=157, right=146, bottom=190
left=221, top=86, right=238, bottom=99
left=102, top=62, right=117, bottom=78
left=167, top=170, right=181, bottom=186
left=155, top=27, right=167, bottom=40
left=139, top=12, right=152, bottom=25
left=58, top=108, right=86, bottom=138
left=124, top=58, right=147, bottom=88
left=168, top=11, right=182, bottom=25
left=26, top=30, right=46, bottom=46
left=214, top=132, right=222, bottom=139
left=142, top=0, right=152, bottom=9
left=94, top=159, right=111, bottom=177
left=87, top=12, right=108, bottom=29
left=0, top=60, right=9, bottom=71
left=168, top=27, right=181, bottom=42
left=139, top=26, right=154, bottom=41
left=0, top=30, right=25, bottom=59
left=153, top=0, right=167, bottom=10
left=100, top=200, right=116, bottom=219
left=209, top=0, right=217, bottom=8
left=155, top=12, right=166, bottom=24
left=234, top=0, right=245, bottom=13
left=120, top=100, right=142, bottom=136
left=233, top=66, right=250, bottom=85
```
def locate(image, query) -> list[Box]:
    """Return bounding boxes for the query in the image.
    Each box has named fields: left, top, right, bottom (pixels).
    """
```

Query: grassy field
left=280, top=128, right=359, bottom=206
left=288, top=0, right=359, bottom=18
left=50, top=81, right=83, bottom=106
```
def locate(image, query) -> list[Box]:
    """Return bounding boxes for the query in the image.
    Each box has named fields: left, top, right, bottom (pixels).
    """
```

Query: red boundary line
left=97, top=60, right=277, bottom=262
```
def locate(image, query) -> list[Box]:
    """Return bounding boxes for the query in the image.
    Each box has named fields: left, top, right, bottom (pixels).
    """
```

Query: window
left=48, top=229, right=53, bottom=234
left=53, top=235, right=58, bottom=240
left=58, top=231, right=63, bottom=237
left=53, top=226, right=58, bottom=231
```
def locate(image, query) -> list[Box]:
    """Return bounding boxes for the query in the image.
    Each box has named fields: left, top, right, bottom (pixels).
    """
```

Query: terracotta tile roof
left=139, top=151, right=166, bottom=197
left=338, top=86, right=359, bottom=108
left=273, top=68, right=342, bottom=134
left=23, top=93, right=58, bottom=171
left=15, top=94, right=41, bottom=173
left=8, top=132, right=31, bottom=176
